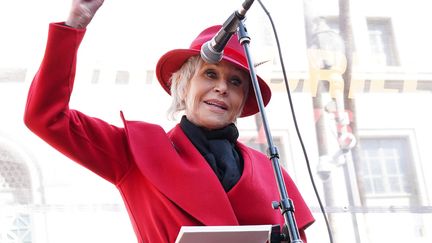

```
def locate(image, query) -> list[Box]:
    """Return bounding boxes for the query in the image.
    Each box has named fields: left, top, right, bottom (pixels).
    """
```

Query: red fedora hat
left=155, top=25, right=271, bottom=117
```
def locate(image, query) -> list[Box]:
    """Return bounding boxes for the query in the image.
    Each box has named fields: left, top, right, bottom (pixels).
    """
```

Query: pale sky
left=1, top=0, right=291, bottom=71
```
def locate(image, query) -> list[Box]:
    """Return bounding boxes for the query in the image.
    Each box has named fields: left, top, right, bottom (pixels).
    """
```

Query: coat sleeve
left=24, top=23, right=131, bottom=184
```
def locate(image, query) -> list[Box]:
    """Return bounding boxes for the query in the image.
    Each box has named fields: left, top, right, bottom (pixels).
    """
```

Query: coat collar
left=121, top=113, right=239, bottom=226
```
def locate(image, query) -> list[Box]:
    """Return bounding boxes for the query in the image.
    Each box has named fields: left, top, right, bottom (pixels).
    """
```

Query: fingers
left=66, top=0, right=105, bottom=29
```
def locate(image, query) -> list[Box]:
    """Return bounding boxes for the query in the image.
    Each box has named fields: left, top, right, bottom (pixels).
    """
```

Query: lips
left=204, top=99, right=228, bottom=110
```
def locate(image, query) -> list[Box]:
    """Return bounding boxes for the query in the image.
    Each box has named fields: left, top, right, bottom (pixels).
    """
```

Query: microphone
left=200, top=0, right=255, bottom=64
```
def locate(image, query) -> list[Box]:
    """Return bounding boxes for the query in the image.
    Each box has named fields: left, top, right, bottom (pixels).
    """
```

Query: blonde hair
left=167, top=55, right=203, bottom=120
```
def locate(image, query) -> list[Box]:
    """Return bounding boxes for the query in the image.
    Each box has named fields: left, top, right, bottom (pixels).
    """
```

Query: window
left=115, top=70, right=130, bottom=84
left=0, top=68, right=26, bottom=83
left=367, top=18, right=400, bottom=66
left=0, top=145, right=33, bottom=243
left=0, top=214, right=32, bottom=243
left=90, top=69, right=100, bottom=84
left=358, top=137, right=418, bottom=204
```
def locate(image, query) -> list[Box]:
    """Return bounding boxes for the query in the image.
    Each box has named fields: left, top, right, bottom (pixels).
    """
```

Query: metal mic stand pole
left=236, top=21, right=303, bottom=243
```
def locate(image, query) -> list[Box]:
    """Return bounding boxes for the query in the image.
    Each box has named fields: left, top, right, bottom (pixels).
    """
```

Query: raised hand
left=65, top=0, right=105, bottom=29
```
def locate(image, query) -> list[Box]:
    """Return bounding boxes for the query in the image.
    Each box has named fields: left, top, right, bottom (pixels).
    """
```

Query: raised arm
left=24, top=0, right=131, bottom=184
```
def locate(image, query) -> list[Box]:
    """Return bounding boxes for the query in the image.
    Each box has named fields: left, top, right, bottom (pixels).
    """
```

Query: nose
left=214, top=80, right=228, bottom=95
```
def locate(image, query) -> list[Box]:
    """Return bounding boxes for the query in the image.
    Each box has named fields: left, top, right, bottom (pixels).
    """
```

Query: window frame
left=357, top=129, right=426, bottom=205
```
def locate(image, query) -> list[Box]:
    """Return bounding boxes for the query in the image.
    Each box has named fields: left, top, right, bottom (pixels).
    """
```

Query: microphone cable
left=256, top=0, right=334, bottom=242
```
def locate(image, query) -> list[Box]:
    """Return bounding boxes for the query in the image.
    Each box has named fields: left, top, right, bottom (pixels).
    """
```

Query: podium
left=175, top=225, right=273, bottom=243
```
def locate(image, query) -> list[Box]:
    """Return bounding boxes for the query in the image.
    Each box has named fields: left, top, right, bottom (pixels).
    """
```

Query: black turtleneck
left=180, top=116, right=243, bottom=192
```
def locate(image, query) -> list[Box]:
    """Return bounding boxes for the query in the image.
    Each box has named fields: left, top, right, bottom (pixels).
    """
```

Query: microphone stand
left=236, top=21, right=303, bottom=243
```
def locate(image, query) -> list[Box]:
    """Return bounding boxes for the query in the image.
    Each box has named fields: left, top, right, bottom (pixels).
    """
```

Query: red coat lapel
left=122, top=116, right=238, bottom=226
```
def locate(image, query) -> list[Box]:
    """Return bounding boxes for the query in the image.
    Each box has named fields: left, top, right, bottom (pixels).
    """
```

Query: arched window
left=0, top=141, right=33, bottom=243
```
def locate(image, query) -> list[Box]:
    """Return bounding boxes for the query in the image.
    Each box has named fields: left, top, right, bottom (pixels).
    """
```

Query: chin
left=188, top=110, right=236, bottom=129
left=203, top=117, right=233, bottom=130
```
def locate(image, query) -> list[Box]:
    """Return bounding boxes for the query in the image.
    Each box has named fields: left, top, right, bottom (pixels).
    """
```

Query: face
left=184, top=60, right=250, bottom=130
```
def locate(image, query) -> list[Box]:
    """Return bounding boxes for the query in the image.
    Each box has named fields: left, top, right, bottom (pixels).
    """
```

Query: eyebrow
left=203, top=62, right=248, bottom=77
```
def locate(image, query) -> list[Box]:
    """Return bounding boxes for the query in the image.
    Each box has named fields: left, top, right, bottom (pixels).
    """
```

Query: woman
left=24, top=0, right=315, bottom=242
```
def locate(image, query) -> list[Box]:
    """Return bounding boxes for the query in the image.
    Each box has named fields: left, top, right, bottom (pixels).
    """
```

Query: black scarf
left=180, top=116, right=243, bottom=192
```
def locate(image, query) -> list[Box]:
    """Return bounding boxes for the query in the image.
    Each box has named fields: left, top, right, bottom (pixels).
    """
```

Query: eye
left=230, top=78, right=243, bottom=87
left=205, top=69, right=217, bottom=79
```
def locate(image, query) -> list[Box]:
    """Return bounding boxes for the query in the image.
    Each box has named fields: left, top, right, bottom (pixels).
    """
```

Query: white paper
left=175, top=224, right=273, bottom=243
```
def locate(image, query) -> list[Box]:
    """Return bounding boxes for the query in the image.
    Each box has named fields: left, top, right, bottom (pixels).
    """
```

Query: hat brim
left=156, top=49, right=272, bottom=117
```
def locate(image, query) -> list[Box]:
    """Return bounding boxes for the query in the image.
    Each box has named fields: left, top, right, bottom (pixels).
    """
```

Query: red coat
left=24, top=23, right=314, bottom=243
